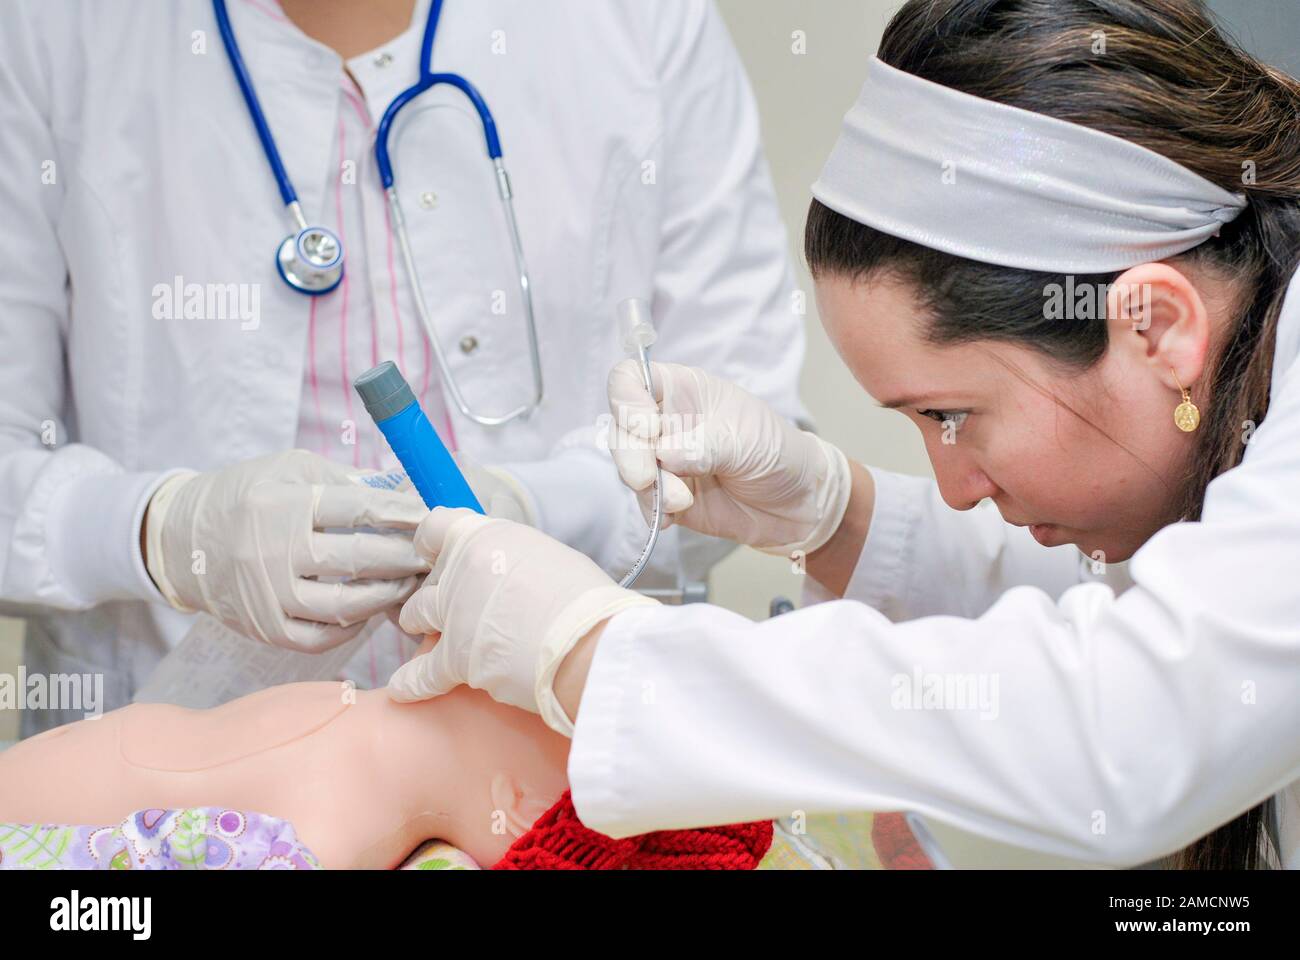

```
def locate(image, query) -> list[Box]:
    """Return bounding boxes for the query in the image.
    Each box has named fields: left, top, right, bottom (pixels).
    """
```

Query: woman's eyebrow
left=876, top=393, right=944, bottom=409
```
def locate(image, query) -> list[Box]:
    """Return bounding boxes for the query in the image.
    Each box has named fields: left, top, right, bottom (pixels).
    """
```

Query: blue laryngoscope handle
left=374, top=402, right=484, bottom=513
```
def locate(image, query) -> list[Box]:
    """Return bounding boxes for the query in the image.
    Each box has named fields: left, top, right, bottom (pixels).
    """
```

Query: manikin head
left=392, top=683, right=573, bottom=867
left=393, top=646, right=772, bottom=869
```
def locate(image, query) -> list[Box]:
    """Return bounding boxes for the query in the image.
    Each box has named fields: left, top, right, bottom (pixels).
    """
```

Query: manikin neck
left=364, top=688, right=570, bottom=867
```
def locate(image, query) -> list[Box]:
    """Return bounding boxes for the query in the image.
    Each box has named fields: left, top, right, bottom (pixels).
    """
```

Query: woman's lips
left=1003, top=511, right=1069, bottom=548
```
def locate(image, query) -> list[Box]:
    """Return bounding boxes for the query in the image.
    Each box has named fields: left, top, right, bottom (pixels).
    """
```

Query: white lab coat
left=569, top=267, right=1300, bottom=869
left=0, top=0, right=805, bottom=730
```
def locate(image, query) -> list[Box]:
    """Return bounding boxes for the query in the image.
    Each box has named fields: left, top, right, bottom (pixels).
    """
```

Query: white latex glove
left=377, top=457, right=536, bottom=636
left=388, top=508, right=656, bottom=735
left=145, top=450, right=429, bottom=652
left=607, top=360, right=852, bottom=555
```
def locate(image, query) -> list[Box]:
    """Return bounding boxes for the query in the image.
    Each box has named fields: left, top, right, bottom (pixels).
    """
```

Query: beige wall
left=709, top=0, right=931, bottom=618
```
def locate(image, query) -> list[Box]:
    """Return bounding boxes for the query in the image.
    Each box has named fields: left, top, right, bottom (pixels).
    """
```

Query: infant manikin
left=0, top=682, right=571, bottom=869
left=0, top=681, right=772, bottom=870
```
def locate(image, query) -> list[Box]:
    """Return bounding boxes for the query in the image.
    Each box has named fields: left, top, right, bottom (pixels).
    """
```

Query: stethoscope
left=213, top=0, right=543, bottom=427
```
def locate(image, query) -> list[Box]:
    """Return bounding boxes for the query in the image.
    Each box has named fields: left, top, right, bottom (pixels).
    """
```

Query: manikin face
left=815, top=261, right=1232, bottom=562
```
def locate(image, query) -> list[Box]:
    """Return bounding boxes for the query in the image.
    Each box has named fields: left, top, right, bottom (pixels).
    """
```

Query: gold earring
left=1171, top=369, right=1200, bottom=433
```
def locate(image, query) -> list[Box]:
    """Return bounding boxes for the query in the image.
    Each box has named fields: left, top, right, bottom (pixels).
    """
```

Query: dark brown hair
left=806, top=0, right=1300, bottom=869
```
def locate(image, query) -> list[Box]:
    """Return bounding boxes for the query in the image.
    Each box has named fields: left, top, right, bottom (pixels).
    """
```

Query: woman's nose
left=931, top=454, right=999, bottom=511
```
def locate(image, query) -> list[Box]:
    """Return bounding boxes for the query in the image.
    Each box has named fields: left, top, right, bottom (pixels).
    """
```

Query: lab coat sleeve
left=569, top=347, right=1300, bottom=865
left=0, top=6, right=170, bottom=614
left=847, top=467, right=1124, bottom=621
left=640, top=0, right=807, bottom=425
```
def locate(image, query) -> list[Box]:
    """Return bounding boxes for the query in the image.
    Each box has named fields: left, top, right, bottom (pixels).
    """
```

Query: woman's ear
left=1106, top=262, right=1212, bottom=393
left=488, top=772, right=557, bottom=839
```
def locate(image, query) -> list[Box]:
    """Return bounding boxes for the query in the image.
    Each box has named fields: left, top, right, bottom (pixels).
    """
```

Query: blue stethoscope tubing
left=213, top=0, right=543, bottom=426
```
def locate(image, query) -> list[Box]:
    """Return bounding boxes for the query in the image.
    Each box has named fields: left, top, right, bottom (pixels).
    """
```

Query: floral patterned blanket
left=0, top=808, right=320, bottom=870
left=1, top=810, right=851, bottom=870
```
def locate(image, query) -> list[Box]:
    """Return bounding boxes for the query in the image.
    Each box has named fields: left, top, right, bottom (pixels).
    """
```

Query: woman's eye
left=917, top=409, right=968, bottom=429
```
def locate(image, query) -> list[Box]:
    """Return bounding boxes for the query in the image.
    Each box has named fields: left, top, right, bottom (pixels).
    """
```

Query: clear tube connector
left=617, top=298, right=657, bottom=355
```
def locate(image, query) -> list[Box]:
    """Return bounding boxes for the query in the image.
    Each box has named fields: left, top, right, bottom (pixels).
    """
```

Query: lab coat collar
left=343, top=0, right=437, bottom=123
left=236, top=0, right=438, bottom=127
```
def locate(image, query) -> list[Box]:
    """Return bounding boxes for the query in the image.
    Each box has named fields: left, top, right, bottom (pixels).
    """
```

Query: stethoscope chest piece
left=276, top=226, right=344, bottom=295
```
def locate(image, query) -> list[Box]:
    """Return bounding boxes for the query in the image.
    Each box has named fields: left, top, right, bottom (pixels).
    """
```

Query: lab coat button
left=374, top=52, right=394, bottom=68
left=420, top=191, right=438, bottom=209
left=459, top=336, right=479, bottom=355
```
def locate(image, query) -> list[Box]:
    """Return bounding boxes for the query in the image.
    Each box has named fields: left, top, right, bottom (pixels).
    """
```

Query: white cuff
left=143, top=471, right=200, bottom=611
left=566, top=603, right=666, bottom=838
left=534, top=586, right=659, bottom=738
left=759, top=436, right=853, bottom=558
left=46, top=468, right=191, bottom=607
left=841, top=467, right=929, bottom=617
left=481, top=465, right=540, bottom=527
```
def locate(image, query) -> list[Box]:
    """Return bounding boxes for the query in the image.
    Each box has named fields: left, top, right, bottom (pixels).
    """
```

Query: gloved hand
left=388, top=508, right=656, bottom=735
left=375, top=458, right=534, bottom=636
left=607, top=361, right=852, bottom=555
left=144, top=450, right=429, bottom=652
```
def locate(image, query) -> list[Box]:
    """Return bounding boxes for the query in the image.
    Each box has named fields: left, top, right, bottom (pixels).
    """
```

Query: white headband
left=811, top=58, right=1248, bottom=274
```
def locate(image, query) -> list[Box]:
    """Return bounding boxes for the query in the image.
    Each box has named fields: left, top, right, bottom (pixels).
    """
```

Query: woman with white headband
left=389, top=0, right=1300, bottom=869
